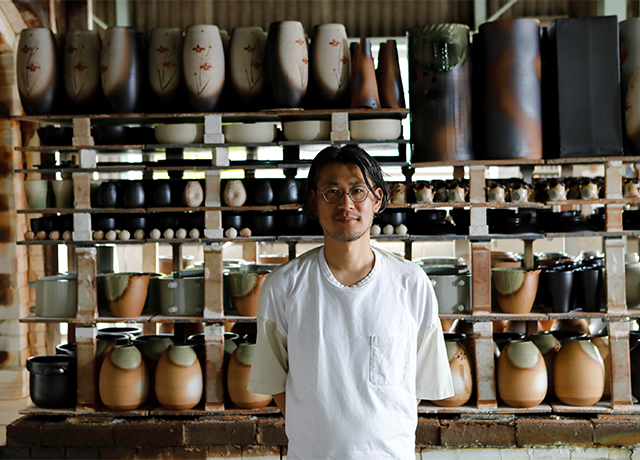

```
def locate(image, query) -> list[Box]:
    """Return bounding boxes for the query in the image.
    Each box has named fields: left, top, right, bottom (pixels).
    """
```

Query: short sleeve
left=415, top=321, right=454, bottom=400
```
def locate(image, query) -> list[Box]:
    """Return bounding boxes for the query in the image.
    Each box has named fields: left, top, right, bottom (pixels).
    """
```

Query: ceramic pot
left=101, top=27, right=143, bottom=113
left=498, top=340, right=547, bottom=408
left=24, top=180, right=49, bottom=209
left=350, top=37, right=380, bottom=109
left=148, top=28, right=183, bottom=109
left=250, top=212, right=275, bottom=236
left=575, top=265, right=605, bottom=312
left=308, top=23, right=350, bottom=108
left=51, top=180, right=73, bottom=208
left=265, top=21, right=308, bottom=108
left=433, top=333, right=472, bottom=407
left=151, top=181, right=172, bottom=207
left=228, top=341, right=273, bottom=409
left=99, top=344, right=149, bottom=410
left=96, top=181, right=119, bottom=208
left=223, top=180, right=247, bottom=207
left=17, top=28, right=59, bottom=115
left=421, top=266, right=471, bottom=314
left=591, top=335, right=611, bottom=400
left=133, top=334, right=173, bottom=401
left=63, top=29, right=101, bottom=111
left=245, top=179, right=274, bottom=206
left=554, top=337, right=605, bottom=406
left=228, top=26, right=267, bottom=109
left=619, top=20, right=640, bottom=154
left=155, top=344, right=203, bottom=410
left=408, top=24, right=472, bottom=162
left=222, top=212, right=243, bottom=232
left=228, top=270, right=269, bottom=316
left=122, top=181, right=145, bottom=208
left=182, top=181, right=204, bottom=207
left=626, top=253, right=640, bottom=309
left=183, top=25, right=225, bottom=111
left=55, top=342, right=77, bottom=358
left=544, top=267, right=575, bottom=313
left=96, top=333, right=130, bottom=372
left=277, top=177, right=301, bottom=204
left=30, top=274, right=77, bottom=317
left=27, top=355, right=76, bottom=408
left=158, top=270, right=204, bottom=316
left=104, top=273, right=150, bottom=318
left=530, top=330, right=561, bottom=398
left=376, top=39, right=405, bottom=109
left=123, top=215, right=147, bottom=233
left=491, top=268, right=540, bottom=314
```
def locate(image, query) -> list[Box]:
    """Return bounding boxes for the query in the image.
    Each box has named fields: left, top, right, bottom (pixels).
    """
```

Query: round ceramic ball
left=134, top=229, right=145, bottom=240
left=239, top=227, right=252, bottom=237
left=24, top=231, right=34, bottom=241
left=225, top=227, right=238, bottom=238
left=150, top=228, right=161, bottom=240
left=119, top=230, right=130, bottom=241
left=105, top=230, right=117, bottom=241
left=94, top=230, right=104, bottom=240
left=36, top=231, right=47, bottom=240
left=383, top=224, right=394, bottom=235
left=176, top=228, right=187, bottom=239
left=48, top=230, right=60, bottom=241
left=370, top=224, right=381, bottom=236
left=164, top=228, right=174, bottom=239
left=396, top=224, right=408, bottom=235
left=189, top=228, right=200, bottom=239
left=62, top=230, right=72, bottom=241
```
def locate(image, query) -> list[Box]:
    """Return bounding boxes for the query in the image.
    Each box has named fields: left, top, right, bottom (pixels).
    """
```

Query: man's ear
left=307, top=190, right=318, bottom=215
left=373, top=188, right=382, bottom=213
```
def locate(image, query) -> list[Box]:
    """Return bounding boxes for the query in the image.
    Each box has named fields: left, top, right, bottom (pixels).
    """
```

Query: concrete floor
left=0, top=397, right=30, bottom=446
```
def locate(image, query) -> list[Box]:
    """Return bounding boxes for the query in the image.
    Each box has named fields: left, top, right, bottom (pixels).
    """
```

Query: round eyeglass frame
left=321, top=186, right=370, bottom=204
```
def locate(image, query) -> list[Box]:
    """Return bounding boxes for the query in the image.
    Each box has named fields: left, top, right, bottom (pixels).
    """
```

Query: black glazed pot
left=122, top=181, right=145, bottom=208
left=96, top=181, right=120, bottom=208
left=250, top=212, right=276, bottom=236
left=449, top=208, right=470, bottom=235
left=92, top=214, right=118, bottom=232
left=377, top=210, right=408, bottom=228
left=37, top=126, right=73, bottom=146
left=246, top=179, right=275, bottom=206
left=280, top=210, right=306, bottom=235
left=123, top=215, right=147, bottom=233
left=189, top=212, right=205, bottom=232
left=550, top=330, right=586, bottom=344
left=92, top=125, right=129, bottom=145
left=493, top=332, right=524, bottom=351
left=277, top=178, right=302, bottom=205
left=544, top=266, right=576, bottom=313
left=27, top=355, right=76, bottom=408
left=154, top=213, right=179, bottom=232
left=55, top=343, right=77, bottom=357
left=222, top=212, right=243, bottom=231
left=574, top=265, right=605, bottom=312
left=97, top=326, right=142, bottom=338
left=30, top=217, right=54, bottom=234
left=151, top=181, right=172, bottom=207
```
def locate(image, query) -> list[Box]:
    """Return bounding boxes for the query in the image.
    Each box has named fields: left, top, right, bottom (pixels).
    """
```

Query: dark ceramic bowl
left=222, top=212, right=243, bottom=231
left=92, top=214, right=118, bottom=232
left=377, top=210, right=407, bottom=228
left=27, top=355, right=76, bottom=408
left=493, top=332, right=524, bottom=351
left=37, top=126, right=73, bottom=146
left=154, top=213, right=180, bottom=232
left=92, top=125, right=129, bottom=145
left=550, top=330, right=586, bottom=344
left=30, top=217, right=54, bottom=234
left=55, top=343, right=77, bottom=357
left=123, top=215, right=147, bottom=232
left=250, top=212, right=275, bottom=236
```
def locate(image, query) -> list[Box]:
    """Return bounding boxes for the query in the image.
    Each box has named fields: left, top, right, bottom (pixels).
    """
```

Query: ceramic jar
left=350, top=37, right=380, bottom=109
left=27, top=355, right=76, bottom=408
left=308, top=24, right=350, bottom=108
left=223, top=180, right=247, bottom=207
left=265, top=21, right=308, bottom=108
left=376, top=39, right=405, bottom=109
left=96, top=332, right=130, bottom=371
left=591, top=335, right=611, bottom=400
left=101, top=27, right=143, bottom=113
left=497, top=340, right=547, bottom=407
left=148, top=28, right=183, bottom=110
left=24, top=180, right=50, bottom=209
left=133, top=334, right=174, bottom=401
left=122, top=181, right=145, bottom=208
left=554, top=337, right=605, bottom=406
left=620, top=19, right=640, bottom=154
left=99, top=344, right=149, bottom=410
left=228, top=26, right=267, bottom=109
left=227, top=340, right=273, bottom=409
left=228, top=270, right=269, bottom=316
left=51, top=180, right=73, bottom=208
left=17, top=28, right=59, bottom=115
left=530, top=330, right=561, bottom=398
left=183, top=25, right=226, bottom=111
left=64, top=29, right=102, bottom=111
left=544, top=266, right=575, bottom=313
left=155, top=344, right=203, bottom=410
left=432, top=333, right=472, bottom=407
left=104, top=273, right=150, bottom=318
left=491, top=268, right=540, bottom=314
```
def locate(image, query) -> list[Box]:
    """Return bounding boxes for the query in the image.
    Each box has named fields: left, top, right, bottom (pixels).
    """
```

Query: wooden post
left=471, top=241, right=492, bottom=314
left=609, top=321, right=633, bottom=410
left=473, top=321, right=497, bottom=409
left=204, top=323, right=225, bottom=411
left=76, top=247, right=98, bottom=321
left=75, top=325, right=97, bottom=412
left=203, top=243, right=224, bottom=319
left=330, top=112, right=349, bottom=143
left=604, top=237, right=626, bottom=314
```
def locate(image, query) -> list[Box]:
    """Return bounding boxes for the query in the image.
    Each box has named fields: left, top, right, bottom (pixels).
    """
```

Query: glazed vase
left=265, top=21, right=308, bottom=108
left=104, top=273, right=150, bottom=318
left=591, top=335, right=611, bottom=400
left=155, top=344, right=203, bottom=410
left=530, top=330, right=561, bottom=398
left=17, top=28, right=59, bottom=115
left=432, top=334, right=472, bottom=407
left=554, top=337, right=605, bottom=406
left=148, top=28, right=183, bottom=110
left=408, top=24, right=472, bottom=162
left=183, top=25, right=226, bottom=111
left=308, top=23, right=350, bottom=108
left=491, top=268, right=540, bottom=314
left=497, top=340, right=547, bottom=408
left=101, top=27, right=143, bottom=113
left=621, top=19, right=640, bottom=154
left=544, top=266, right=575, bottom=313
left=122, top=181, right=145, bottom=208
left=99, top=345, right=149, bottom=410
left=51, top=180, right=73, bottom=209
left=228, top=271, right=268, bottom=316
left=228, top=26, right=267, bottom=109
left=135, top=334, right=174, bottom=401
left=376, top=39, right=405, bottom=109
left=96, top=332, right=130, bottom=371
left=227, top=341, right=273, bottom=409
left=152, top=181, right=172, bottom=207
left=63, top=29, right=101, bottom=112
left=278, top=177, right=301, bottom=204
left=350, top=37, right=380, bottom=109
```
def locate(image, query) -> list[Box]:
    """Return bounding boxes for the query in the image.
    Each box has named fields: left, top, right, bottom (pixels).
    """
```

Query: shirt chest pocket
left=369, top=336, right=410, bottom=386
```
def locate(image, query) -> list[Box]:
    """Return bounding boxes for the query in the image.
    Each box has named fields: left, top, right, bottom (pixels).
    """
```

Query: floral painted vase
left=101, top=27, right=143, bottom=113
left=228, top=26, right=267, bottom=109
left=155, top=344, right=203, bottom=410
left=265, top=21, right=308, bottom=108
left=183, top=25, right=225, bottom=112
left=308, top=23, right=350, bottom=108
left=99, top=345, right=149, bottom=410
left=63, top=29, right=101, bottom=112
left=148, top=28, right=183, bottom=110
left=17, top=28, right=59, bottom=115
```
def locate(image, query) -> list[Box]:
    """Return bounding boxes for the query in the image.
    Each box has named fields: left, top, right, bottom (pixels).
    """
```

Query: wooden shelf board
left=218, top=315, right=257, bottom=323
left=551, top=402, right=612, bottom=414
left=19, top=315, right=81, bottom=323
left=95, top=315, right=156, bottom=323
left=418, top=402, right=552, bottom=414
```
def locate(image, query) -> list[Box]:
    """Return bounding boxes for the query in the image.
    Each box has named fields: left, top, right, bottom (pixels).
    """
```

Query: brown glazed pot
left=376, top=40, right=405, bottom=109
left=554, top=337, right=605, bottom=406
left=530, top=330, right=561, bottom=398
left=104, top=273, right=150, bottom=318
left=265, top=21, right=308, bottom=108
left=433, top=334, right=473, bottom=407
left=497, top=340, right=547, bottom=408
left=17, top=28, right=59, bottom=115
left=155, top=344, right=203, bottom=410
left=491, top=268, right=540, bottom=314
left=350, top=37, right=380, bottom=109
left=228, top=271, right=268, bottom=316
left=591, top=335, right=611, bottom=399
left=227, top=341, right=273, bottom=409
left=99, top=345, right=149, bottom=411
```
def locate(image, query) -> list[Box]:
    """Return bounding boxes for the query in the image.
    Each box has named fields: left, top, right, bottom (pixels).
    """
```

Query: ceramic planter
left=133, top=334, right=173, bottom=401
left=227, top=270, right=269, bottom=316
left=17, top=28, right=59, bottom=115
left=497, top=340, right=547, bottom=408
left=148, top=28, right=183, bottom=110
left=64, top=29, right=101, bottom=111
left=554, top=337, right=605, bottom=406
left=432, top=334, right=472, bottom=407
left=183, top=25, right=225, bottom=111
left=155, top=344, right=203, bottom=410
left=491, top=268, right=540, bottom=314
left=103, top=273, right=150, bottom=318
left=376, top=39, right=405, bottom=109
left=530, top=330, right=561, bottom=398
left=265, top=21, right=308, bottom=108
left=227, top=341, right=273, bottom=409
left=24, top=180, right=49, bottom=209
left=99, top=344, right=149, bottom=410
left=350, top=37, right=380, bottom=109
left=27, top=355, right=76, bottom=408
left=308, top=23, right=350, bottom=108
left=51, top=180, right=73, bottom=208
left=228, top=26, right=267, bottom=109
left=101, top=27, right=143, bottom=113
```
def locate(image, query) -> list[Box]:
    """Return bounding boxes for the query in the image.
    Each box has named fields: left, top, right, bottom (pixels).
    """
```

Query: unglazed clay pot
left=228, top=26, right=267, bottom=109
left=99, top=344, right=149, bottom=410
left=182, top=181, right=204, bottom=207
left=101, top=27, right=143, bottom=113
left=133, top=334, right=174, bottom=401
left=64, top=29, right=102, bottom=111
left=223, top=180, right=247, bottom=207
left=228, top=341, right=273, bottom=409
left=104, top=273, right=150, bottom=318
left=155, top=344, right=203, bottom=410
left=530, top=330, right=561, bottom=398
left=148, top=28, right=183, bottom=109
left=350, top=37, right=380, bottom=109
left=376, top=39, right=405, bottom=109
left=554, top=337, right=605, bottom=406
left=228, top=271, right=269, bottom=316
left=497, top=340, right=547, bottom=408
left=591, top=335, right=611, bottom=400
left=183, top=25, right=225, bottom=111
left=308, top=23, right=350, bottom=108
left=17, top=28, right=59, bottom=115
left=491, top=268, right=540, bottom=314
left=265, top=21, right=308, bottom=108
left=433, top=333, right=472, bottom=407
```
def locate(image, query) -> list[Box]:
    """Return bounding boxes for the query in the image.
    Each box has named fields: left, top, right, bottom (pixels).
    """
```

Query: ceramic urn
left=308, top=23, right=350, bottom=108
left=64, top=29, right=102, bottom=111
left=99, top=345, right=149, bottom=410
left=183, top=25, right=226, bottom=111
left=227, top=341, right=273, bottom=409
left=148, top=28, right=183, bottom=110
left=497, top=340, right=547, bottom=408
left=554, top=337, right=605, bottom=406
left=491, top=268, right=540, bottom=314
left=350, top=37, right=380, bottom=109
left=228, top=26, right=267, bottom=109
left=17, top=28, right=59, bottom=115
left=432, top=334, right=473, bottom=407
left=155, top=344, right=203, bottom=410
left=100, top=27, right=143, bottom=113
left=530, top=330, right=561, bottom=398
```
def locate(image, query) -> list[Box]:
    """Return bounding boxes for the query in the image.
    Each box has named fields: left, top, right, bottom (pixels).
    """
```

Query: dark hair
left=303, top=145, right=390, bottom=218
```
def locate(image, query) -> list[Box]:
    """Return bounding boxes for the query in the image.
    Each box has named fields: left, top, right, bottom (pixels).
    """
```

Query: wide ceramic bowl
left=282, top=120, right=330, bottom=141
left=154, top=123, right=204, bottom=144
left=223, top=122, right=277, bottom=143
left=349, top=118, right=402, bottom=141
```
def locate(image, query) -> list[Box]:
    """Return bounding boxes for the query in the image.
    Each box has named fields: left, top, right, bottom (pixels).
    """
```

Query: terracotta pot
left=133, top=334, right=174, bottom=401
left=350, top=37, right=380, bottom=109
left=227, top=341, right=273, bottom=409
left=308, top=23, right=350, bottom=108
left=104, top=273, right=150, bottom=318
left=376, top=39, right=405, bottom=109
left=228, top=26, right=267, bottom=109
left=155, top=344, right=203, bottom=410
left=183, top=25, right=225, bottom=111
left=148, top=28, right=183, bottom=109
left=498, top=340, right=547, bottom=408
left=101, top=27, right=143, bottom=113
left=491, top=268, right=540, bottom=314
left=99, top=344, right=149, bottom=410
left=530, top=331, right=561, bottom=398
left=433, top=334, right=472, bottom=407
left=591, top=335, right=611, bottom=400
left=228, top=271, right=269, bottom=316
left=64, top=29, right=102, bottom=111
left=265, top=21, right=308, bottom=108
left=554, top=337, right=605, bottom=406
left=17, top=28, right=59, bottom=115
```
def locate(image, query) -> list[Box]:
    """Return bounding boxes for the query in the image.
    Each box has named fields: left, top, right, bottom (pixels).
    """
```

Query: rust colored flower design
left=329, top=39, right=340, bottom=47
left=251, top=60, right=262, bottom=69
left=156, top=45, right=169, bottom=53
left=26, top=63, right=40, bottom=72
left=74, top=62, right=87, bottom=72
left=67, top=45, right=78, bottom=53
left=244, top=45, right=256, bottom=52
left=163, top=61, right=176, bottom=69
left=295, top=38, right=305, bottom=46
left=302, top=58, right=308, bottom=65
left=20, top=45, right=33, bottom=54
left=192, top=44, right=206, bottom=53
left=100, top=65, right=109, bottom=73
left=200, top=62, right=212, bottom=71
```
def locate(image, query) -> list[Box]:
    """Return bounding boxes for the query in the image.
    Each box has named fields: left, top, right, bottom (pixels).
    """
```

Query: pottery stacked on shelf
left=554, top=337, right=605, bottom=406
left=27, top=355, right=76, bottom=408
left=155, top=343, right=203, bottom=410
left=17, top=28, right=59, bottom=115
left=432, top=333, right=473, bottom=407
left=183, top=25, right=226, bottom=111
left=227, top=334, right=273, bottom=409
left=99, top=344, right=149, bottom=410
left=497, top=340, right=547, bottom=408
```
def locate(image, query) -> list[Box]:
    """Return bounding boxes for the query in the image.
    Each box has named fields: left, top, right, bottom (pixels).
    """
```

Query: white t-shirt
left=248, top=246, right=454, bottom=460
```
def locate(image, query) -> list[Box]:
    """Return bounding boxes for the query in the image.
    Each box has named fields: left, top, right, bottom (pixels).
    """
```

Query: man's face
left=309, top=162, right=382, bottom=243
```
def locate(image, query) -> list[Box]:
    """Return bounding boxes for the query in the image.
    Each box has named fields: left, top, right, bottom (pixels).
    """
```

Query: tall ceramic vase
left=228, top=26, right=267, bottom=109
left=376, top=39, right=405, bottom=109
left=227, top=341, right=273, bottom=409
left=530, top=330, right=561, bottom=398
left=136, top=334, right=173, bottom=401
left=183, top=25, right=226, bottom=112
left=621, top=19, right=640, bottom=154
left=17, top=28, right=59, bottom=115
left=408, top=24, right=472, bottom=162
left=432, top=333, right=472, bottom=407
left=497, top=340, right=547, bottom=408
left=554, top=337, right=605, bottom=406
left=99, top=345, right=149, bottom=410
left=155, top=344, right=203, bottom=410
left=350, top=37, right=380, bottom=109
left=265, top=21, right=308, bottom=108
left=64, top=29, right=101, bottom=112
left=148, top=28, right=183, bottom=110
left=308, top=23, right=350, bottom=108
left=101, top=27, right=143, bottom=113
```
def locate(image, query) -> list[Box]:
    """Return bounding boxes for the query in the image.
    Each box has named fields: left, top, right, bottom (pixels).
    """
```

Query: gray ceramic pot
left=159, top=269, right=204, bottom=316
left=421, top=266, right=471, bottom=314
left=29, top=274, right=77, bottom=317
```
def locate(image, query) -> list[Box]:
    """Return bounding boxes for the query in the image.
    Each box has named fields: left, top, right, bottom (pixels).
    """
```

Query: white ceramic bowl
left=349, top=118, right=402, bottom=141
left=282, top=120, right=331, bottom=141
left=154, top=123, right=204, bottom=144
left=223, top=122, right=277, bottom=144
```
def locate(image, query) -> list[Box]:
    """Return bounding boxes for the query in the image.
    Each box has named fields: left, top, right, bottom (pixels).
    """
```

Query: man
left=248, top=145, right=453, bottom=459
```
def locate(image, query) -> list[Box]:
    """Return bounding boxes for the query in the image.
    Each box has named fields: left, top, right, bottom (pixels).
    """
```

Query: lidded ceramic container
left=497, top=340, right=547, bottom=408
left=155, top=344, right=203, bottom=410
left=554, top=337, right=605, bottom=406
left=99, top=344, right=149, bottom=410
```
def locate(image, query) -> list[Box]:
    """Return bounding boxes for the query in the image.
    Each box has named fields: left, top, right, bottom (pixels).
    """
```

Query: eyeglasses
left=321, top=186, right=370, bottom=204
